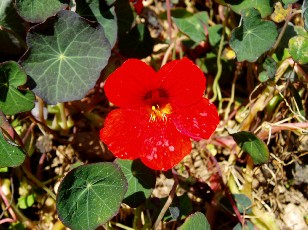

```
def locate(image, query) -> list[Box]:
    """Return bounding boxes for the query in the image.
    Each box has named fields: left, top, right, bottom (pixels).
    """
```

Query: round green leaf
left=225, top=0, right=273, bottom=18
left=76, top=0, right=117, bottom=47
left=229, top=131, right=269, bottom=165
left=116, top=159, right=156, bottom=208
left=229, top=8, right=278, bottom=62
left=20, top=10, right=111, bottom=104
left=56, top=162, right=128, bottom=230
left=288, top=35, right=308, bottom=64
left=179, top=212, right=211, bottom=230
left=0, top=61, right=35, bottom=115
left=0, top=130, right=26, bottom=167
left=15, top=0, right=67, bottom=23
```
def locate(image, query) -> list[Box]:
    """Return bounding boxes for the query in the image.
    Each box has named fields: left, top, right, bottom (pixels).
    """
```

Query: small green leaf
left=179, top=212, right=211, bottom=230
left=208, top=25, right=223, bottom=47
left=282, top=0, right=299, bottom=4
left=258, top=56, right=277, bottom=82
left=164, top=193, right=193, bottom=221
left=76, top=0, right=117, bottom=47
left=0, top=130, right=26, bottom=168
left=116, top=159, right=156, bottom=208
left=15, top=0, right=66, bottom=23
left=225, top=0, right=273, bottom=18
left=18, top=194, right=36, bottom=209
left=20, top=10, right=111, bottom=104
left=0, top=61, right=35, bottom=115
left=118, top=23, right=154, bottom=58
left=229, top=131, right=269, bottom=165
left=173, top=12, right=209, bottom=43
left=230, top=8, right=278, bottom=62
left=56, top=162, right=128, bottom=230
left=288, top=35, right=308, bottom=64
left=233, top=194, right=252, bottom=214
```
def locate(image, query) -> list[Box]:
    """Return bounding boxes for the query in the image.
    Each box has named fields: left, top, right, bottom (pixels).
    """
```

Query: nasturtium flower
left=100, top=58, right=219, bottom=170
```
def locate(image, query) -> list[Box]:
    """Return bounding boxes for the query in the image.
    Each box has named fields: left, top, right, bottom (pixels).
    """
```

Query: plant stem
left=153, top=173, right=178, bottom=230
left=21, top=165, right=56, bottom=200
left=109, top=221, right=135, bottom=230
left=58, top=103, right=68, bottom=130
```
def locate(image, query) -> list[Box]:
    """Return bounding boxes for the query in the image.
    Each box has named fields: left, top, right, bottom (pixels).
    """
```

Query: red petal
left=172, top=98, right=219, bottom=140
left=100, top=108, right=192, bottom=170
left=158, top=58, right=206, bottom=107
left=104, top=59, right=158, bottom=109
left=131, top=0, right=143, bottom=14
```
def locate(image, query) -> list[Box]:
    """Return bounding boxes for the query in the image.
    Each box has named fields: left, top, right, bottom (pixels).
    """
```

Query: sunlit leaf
left=229, top=131, right=269, bottom=165
left=76, top=0, right=117, bottom=47
left=225, top=0, right=273, bottom=18
left=0, top=130, right=25, bottom=167
left=20, top=10, right=111, bottom=104
left=173, top=12, right=209, bottom=43
left=229, top=8, right=278, bottom=62
left=288, top=35, right=308, bottom=64
left=15, top=0, right=66, bottom=23
left=179, top=212, right=211, bottom=230
left=57, top=162, right=128, bottom=230
left=271, top=2, right=292, bottom=23
left=0, top=61, right=35, bottom=115
left=116, top=159, right=156, bottom=208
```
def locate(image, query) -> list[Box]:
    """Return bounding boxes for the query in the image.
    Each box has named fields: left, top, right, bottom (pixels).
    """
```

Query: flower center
left=144, top=89, right=172, bottom=122
left=150, top=103, right=172, bottom=122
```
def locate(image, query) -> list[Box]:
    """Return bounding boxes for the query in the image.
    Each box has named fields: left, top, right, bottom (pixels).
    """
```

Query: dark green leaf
left=15, top=0, right=66, bottom=23
left=173, top=12, right=209, bottom=43
left=20, top=10, right=111, bottom=104
left=233, top=194, right=252, bottom=214
left=230, top=8, right=278, bottom=62
left=0, top=0, right=26, bottom=55
left=118, top=23, right=154, bottom=58
left=0, top=61, right=35, bottom=115
left=76, top=0, right=117, bottom=47
left=208, top=24, right=223, bottom=47
left=229, top=131, right=269, bottom=165
left=179, top=212, right=211, bottom=230
left=116, top=159, right=156, bottom=208
left=56, top=162, right=128, bottom=230
left=164, top=193, right=193, bottom=221
left=288, top=35, right=308, bottom=64
left=225, top=0, right=273, bottom=18
left=0, top=130, right=25, bottom=167
left=115, top=0, right=134, bottom=34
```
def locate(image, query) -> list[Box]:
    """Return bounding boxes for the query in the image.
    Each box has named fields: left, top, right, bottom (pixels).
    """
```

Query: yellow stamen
left=149, top=103, right=172, bottom=122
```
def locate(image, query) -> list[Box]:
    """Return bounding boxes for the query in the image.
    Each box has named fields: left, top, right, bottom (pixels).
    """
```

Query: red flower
left=100, top=58, right=219, bottom=170
left=130, top=0, right=143, bottom=14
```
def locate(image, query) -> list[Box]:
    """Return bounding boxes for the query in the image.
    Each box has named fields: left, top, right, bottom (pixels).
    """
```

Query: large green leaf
left=289, top=35, right=308, bottom=64
left=230, top=131, right=269, bottom=165
left=116, top=159, right=156, bottom=208
left=0, top=0, right=26, bottom=55
left=0, top=61, right=35, bottom=115
left=225, top=0, right=273, bottom=18
left=56, top=162, right=128, bottom=230
left=179, top=212, right=211, bottom=230
left=20, top=10, right=111, bottom=104
left=229, top=8, right=278, bottom=62
left=0, top=129, right=26, bottom=167
left=173, top=12, right=209, bottom=43
left=15, top=0, right=66, bottom=23
left=76, top=0, right=117, bottom=47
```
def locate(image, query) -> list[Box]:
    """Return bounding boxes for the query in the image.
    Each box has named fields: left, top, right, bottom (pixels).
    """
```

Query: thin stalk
left=58, top=103, right=68, bottom=130
left=153, top=175, right=178, bottom=229
left=109, top=221, right=135, bottom=230
left=165, top=0, right=172, bottom=42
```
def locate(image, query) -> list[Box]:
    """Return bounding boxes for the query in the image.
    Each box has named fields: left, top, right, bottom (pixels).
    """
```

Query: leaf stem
left=153, top=171, right=178, bottom=230
left=58, top=102, right=68, bottom=130
left=109, top=221, right=135, bottom=230
left=21, top=165, right=56, bottom=200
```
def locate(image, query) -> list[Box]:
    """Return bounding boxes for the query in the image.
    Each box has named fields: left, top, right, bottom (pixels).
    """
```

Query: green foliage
left=304, top=1, right=308, bottom=31
left=56, top=163, right=127, bottom=230
left=116, top=159, right=156, bottom=208
left=229, top=131, right=270, bottom=165
left=229, top=8, right=278, bottom=62
left=288, top=35, right=308, bottom=64
left=0, top=130, right=25, bottom=167
left=0, top=61, right=35, bottom=115
left=179, top=212, right=211, bottom=230
left=20, top=10, right=111, bottom=104
left=15, top=0, right=66, bottom=23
